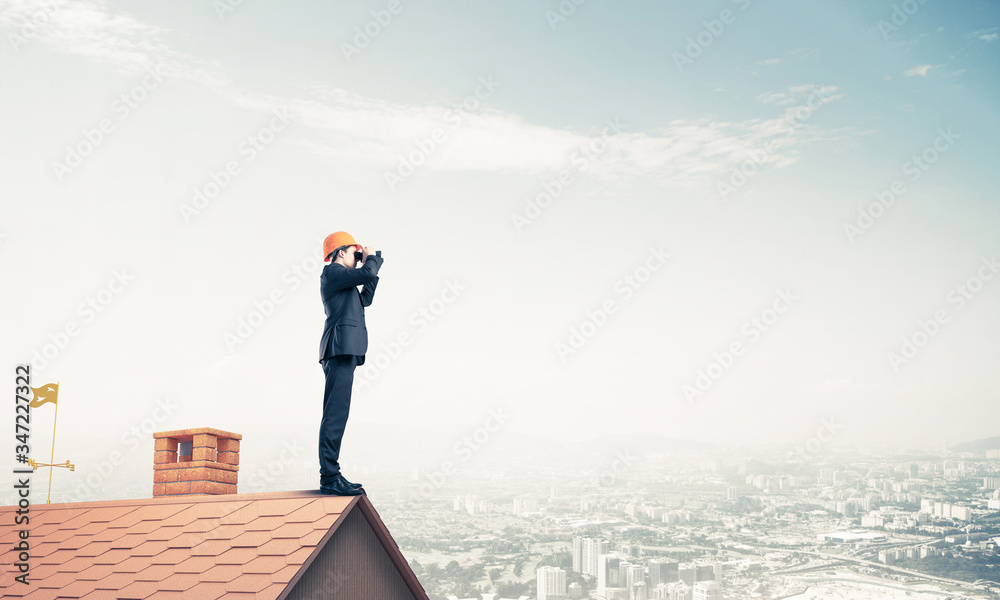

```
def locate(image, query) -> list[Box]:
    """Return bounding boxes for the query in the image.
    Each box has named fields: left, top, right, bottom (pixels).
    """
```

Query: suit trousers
left=319, top=354, right=356, bottom=483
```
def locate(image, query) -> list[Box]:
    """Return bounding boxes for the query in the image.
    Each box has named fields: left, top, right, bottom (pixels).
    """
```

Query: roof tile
left=199, top=523, right=246, bottom=540
left=36, top=547, right=77, bottom=565
left=133, top=564, right=177, bottom=582
left=239, top=556, right=284, bottom=575
left=92, top=572, right=138, bottom=590
left=184, top=581, right=229, bottom=598
left=74, top=563, right=117, bottom=581
left=244, top=515, right=286, bottom=531
left=115, top=579, right=160, bottom=599
left=88, top=526, right=131, bottom=543
left=190, top=538, right=234, bottom=556
left=257, top=582, right=290, bottom=599
left=298, top=529, right=328, bottom=546
left=52, top=579, right=98, bottom=597
left=166, top=531, right=210, bottom=549
left=282, top=501, right=326, bottom=523
left=173, top=556, right=214, bottom=574
left=105, top=508, right=160, bottom=529
left=229, top=530, right=274, bottom=548
left=110, top=555, right=160, bottom=573
left=87, top=506, right=142, bottom=523
left=72, top=521, right=110, bottom=537
left=111, top=532, right=152, bottom=549
left=258, top=537, right=307, bottom=557
left=270, top=564, right=300, bottom=584
left=34, top=571, right=73, bottom=589
left=154, top=505, right=205, bottom=527
left=149, top=547, right=195, bottom=566
left=55, top=555, right=96, bottom=573
left=215, top=547, right=260, bottom=565
left=76, top=540, right=114, bottom=558
left=226, top=573, right=274, bottom=593
left=54, top=508, right=99, bottom=530
left=268, top=522, right=315, bottom=539
left=146, top=524, right=187, bottom=542
left=197, top=564, right=244, bottom=583
left=157, top=572, right=202, bottom=592
left=145, top=592, right=188, bottom=600
left=283, top=546, right=314, bottom=565
left=130, top=539, right=172, bottom=557
left=90, top=548, right=132, bottom=565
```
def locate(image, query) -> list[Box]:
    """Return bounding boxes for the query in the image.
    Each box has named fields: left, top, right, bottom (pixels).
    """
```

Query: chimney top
left=153, top=427, right=241, bottom=497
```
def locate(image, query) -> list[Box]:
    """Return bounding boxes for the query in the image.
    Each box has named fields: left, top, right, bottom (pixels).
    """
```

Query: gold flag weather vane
left=27, top=382, right=75, bottom=504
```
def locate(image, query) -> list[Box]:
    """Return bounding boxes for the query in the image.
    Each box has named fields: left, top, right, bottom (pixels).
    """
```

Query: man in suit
left=318, top=231, right=384, bottom=496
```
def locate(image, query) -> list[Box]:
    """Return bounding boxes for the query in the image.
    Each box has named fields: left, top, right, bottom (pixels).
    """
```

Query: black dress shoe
left=339, top=473, right=364, bottom=489
left=320, top=475, right=364, bottom=496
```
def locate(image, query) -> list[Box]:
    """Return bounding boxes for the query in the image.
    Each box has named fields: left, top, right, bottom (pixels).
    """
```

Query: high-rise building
left=692, top=580, right=722, bottom=600
left=624, top=562, right=643, bottom=589
left=694, top=564, right=715, bottom=582
left=597, top=554, right=625, bottom=598
left=573, top=536, right=583, bottom=573
left=662, top=581, right=692, bottom=600
left=583, top=538, right=610, bottom=577
left=678, top=564, right=695, bottom=585
left=513, top=495, right=538, bottom=515
left=537, top=566, right=567, bottom=600
left=649, top=558, right=679, bottom=586
left=630, top=580, right=648, bottom=600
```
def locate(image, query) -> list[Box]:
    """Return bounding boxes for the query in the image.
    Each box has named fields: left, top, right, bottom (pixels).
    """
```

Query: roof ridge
left=0, top=489, right=337, bottom=512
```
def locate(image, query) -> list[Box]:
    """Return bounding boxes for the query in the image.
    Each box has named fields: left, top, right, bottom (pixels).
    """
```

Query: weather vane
left=27, top=382, right=74, bottom=504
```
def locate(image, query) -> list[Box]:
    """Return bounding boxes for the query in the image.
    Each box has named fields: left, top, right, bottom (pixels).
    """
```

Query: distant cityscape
left=7, top=436, right=1000, bottom=599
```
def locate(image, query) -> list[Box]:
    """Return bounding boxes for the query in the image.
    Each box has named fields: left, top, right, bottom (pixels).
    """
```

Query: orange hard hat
left=323, top=231, right=359, bottom=262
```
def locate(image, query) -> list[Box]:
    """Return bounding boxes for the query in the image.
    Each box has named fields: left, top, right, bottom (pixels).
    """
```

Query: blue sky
left=1, top=0, right=998, bottom=501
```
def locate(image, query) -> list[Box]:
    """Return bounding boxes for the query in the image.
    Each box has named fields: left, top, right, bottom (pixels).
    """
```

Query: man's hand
left=362, top=245, right=375, bottom=261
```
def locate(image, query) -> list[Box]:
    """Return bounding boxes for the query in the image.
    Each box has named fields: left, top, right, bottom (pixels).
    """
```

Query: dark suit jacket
left=319, top=255, right=384, bottom=366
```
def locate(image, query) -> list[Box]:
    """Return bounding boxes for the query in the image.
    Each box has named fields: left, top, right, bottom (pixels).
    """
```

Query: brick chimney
left=153, top=427, right=241, bottom=497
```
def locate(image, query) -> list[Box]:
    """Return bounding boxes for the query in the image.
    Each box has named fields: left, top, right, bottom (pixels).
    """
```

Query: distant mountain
left=952, top=435, right=1000, bottom=454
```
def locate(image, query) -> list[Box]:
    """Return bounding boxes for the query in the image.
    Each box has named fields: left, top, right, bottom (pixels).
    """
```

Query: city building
left=692, top=580, right=722, bottom=600
left=537, top=566, right=567, bottom=600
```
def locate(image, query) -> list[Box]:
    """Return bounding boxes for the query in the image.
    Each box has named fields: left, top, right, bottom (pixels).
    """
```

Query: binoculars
left=353, top=249, right=381, bottom=261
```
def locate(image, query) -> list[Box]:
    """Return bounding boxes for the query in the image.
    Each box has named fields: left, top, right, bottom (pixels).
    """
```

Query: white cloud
left=756, top=91, right=795, bottom=106
left=757, top=84, right=842, bottom=107
left=758, top=58, right=782, bottom=66
left=0, top=0, right=854, bottom=198
left=788, top=47, right=819, bottom=58
left=904, top=64, right=933, bottom=77
left=967, top=27, right=998, bottom=41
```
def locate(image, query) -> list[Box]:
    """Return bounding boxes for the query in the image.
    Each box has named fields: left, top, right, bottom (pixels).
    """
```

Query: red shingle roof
left=1, top=490, right=427, bottom=599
